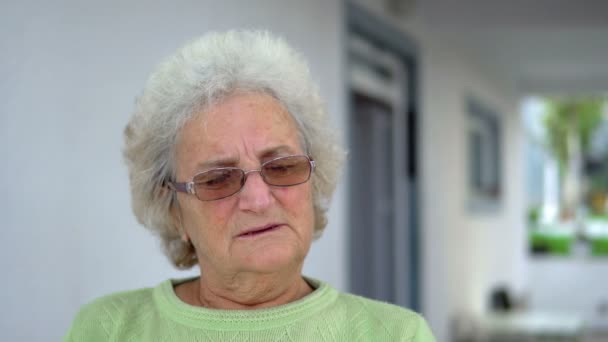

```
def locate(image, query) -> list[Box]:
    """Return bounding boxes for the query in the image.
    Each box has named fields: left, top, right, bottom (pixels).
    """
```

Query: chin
left=240, top=243, right=306, bottom=273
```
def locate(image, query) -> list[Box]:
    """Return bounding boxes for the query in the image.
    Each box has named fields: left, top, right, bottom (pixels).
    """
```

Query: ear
left=169, top=193, right=191, bottom=243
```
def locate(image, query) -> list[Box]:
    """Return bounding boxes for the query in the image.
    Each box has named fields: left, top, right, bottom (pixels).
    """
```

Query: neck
left=192, top=269, right=313, bottom=310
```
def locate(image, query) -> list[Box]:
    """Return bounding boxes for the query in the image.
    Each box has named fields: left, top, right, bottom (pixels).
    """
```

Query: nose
left=238, top=171, right=273, bottom=212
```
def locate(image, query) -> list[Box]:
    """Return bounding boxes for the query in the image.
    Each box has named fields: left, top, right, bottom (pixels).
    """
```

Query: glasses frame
left=167, top=155, right=315, bottom=201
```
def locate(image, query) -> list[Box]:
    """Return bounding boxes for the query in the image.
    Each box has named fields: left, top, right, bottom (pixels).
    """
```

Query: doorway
left=347, top=3, right=420, bottom=310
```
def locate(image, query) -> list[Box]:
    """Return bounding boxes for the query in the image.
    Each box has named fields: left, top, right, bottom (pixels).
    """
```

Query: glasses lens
left=262, top=156, right=311, bottom=186
left=193, top=168, right=244, bottom=200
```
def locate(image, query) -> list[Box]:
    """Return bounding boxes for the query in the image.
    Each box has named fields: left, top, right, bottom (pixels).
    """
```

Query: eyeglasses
left=167, top=155, right=315, bottom=201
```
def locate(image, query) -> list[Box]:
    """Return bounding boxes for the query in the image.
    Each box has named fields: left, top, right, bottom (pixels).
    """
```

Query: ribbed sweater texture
left=65, top=277, right=435, bottom=341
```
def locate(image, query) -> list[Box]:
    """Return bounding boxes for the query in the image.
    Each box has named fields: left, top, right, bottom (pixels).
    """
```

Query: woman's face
left=173, top=92, right=315, bottom=277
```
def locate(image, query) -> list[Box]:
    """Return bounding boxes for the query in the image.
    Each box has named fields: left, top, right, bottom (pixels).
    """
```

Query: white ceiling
left=411, top=0, right=608, bottom=94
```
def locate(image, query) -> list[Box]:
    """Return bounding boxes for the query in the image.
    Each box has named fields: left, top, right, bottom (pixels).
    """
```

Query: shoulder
left=64, top=286, right=156, bottom=341
left=331, top=292, right=435, bottom=341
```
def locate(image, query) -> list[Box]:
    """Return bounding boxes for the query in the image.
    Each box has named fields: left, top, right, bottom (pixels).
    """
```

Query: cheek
left=179, top=197, right=234, bottom=239
left=275, top=186, right=315, bottom=226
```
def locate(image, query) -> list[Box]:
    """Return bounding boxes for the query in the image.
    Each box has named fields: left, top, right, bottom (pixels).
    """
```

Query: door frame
left=345, top=1, right=422, bottom=311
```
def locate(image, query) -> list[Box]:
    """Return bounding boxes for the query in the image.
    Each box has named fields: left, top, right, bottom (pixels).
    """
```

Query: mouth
left=237, top=223, right=284, bottom=238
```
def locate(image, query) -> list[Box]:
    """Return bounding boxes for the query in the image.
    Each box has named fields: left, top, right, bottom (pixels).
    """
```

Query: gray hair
left=123, top=30, right=345, bottom=269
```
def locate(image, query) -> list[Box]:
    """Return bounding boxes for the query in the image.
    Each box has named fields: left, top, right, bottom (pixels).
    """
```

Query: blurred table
left=475, top=312, right=584, bottom=341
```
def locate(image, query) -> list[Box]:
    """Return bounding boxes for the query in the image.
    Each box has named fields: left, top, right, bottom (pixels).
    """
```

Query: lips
left=237, top=223, right=284, bottom=238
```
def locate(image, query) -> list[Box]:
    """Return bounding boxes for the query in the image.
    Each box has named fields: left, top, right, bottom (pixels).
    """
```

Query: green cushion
left=590, top=238, right=608, bottom=256
left=530, top=231, right=573, bottom=255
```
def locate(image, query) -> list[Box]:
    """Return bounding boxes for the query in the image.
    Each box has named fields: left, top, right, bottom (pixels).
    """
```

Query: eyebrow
left=195, top=145, right=299, bottom=170
left=196, top=157, right=239, bottom=170
left=259, top=145, right=298, bottom=159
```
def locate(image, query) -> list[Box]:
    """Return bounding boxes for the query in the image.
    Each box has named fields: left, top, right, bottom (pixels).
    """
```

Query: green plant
left=544, top=97, right=605, bottom=171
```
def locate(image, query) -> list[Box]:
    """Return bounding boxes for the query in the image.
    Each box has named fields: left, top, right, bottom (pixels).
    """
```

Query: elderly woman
left=65, top=30, right=434, bottom=341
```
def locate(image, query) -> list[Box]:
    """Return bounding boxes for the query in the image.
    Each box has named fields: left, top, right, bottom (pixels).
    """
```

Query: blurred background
left=2, top=0, right=608, bottom=341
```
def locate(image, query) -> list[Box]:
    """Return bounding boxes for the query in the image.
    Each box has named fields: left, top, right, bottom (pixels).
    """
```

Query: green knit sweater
left=65, top=277, right=435, bottom=341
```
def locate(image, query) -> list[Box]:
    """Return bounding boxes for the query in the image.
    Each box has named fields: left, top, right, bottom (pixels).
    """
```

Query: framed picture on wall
left=466, top=96, right=502, bottom=212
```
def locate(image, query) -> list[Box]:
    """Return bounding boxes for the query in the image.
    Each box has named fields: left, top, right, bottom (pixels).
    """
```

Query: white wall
left=0, top=1, right=345, bottom=341
left=352, top=1, right=527, bottom=341
left=421, top=36, right=527, bottom=342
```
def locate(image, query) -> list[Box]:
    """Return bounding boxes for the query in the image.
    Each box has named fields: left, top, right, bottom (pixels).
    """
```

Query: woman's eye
left=269, top=165, right=288, bottom=171
left=197, top=171, right=235, bottom=188
left=266, top=163, right=296, bottom=175
left=205, top=175, right=228, bottom=186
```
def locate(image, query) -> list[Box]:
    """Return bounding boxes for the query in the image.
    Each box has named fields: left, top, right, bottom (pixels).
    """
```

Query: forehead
left=203, top=92, right=295, bottom=131
left=176, top=92, right=302, bottom=168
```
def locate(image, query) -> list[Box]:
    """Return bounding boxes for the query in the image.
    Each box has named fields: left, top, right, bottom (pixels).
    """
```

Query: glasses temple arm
left=166, top=181, right=191, bottom=194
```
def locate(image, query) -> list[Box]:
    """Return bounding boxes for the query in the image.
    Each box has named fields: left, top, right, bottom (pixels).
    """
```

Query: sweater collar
left=153, top=276, right=338, bottom=331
